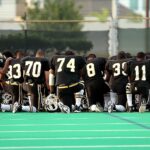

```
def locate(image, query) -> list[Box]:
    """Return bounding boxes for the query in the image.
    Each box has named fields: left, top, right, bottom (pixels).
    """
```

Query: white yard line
left=0, top=117, right=89, bottom=121
left=1, top=122, right=150, bottom=126
left=0, top=129, right=149, bottom=133
left=0, top=136, right=150, bottom=141
left=1, top=145, right=150, bottom=149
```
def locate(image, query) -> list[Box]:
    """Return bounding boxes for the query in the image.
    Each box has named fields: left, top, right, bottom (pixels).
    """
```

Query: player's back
left=82, top=57, right=106, bottom=83
left=7, top=58, right=24, bottom=83
left=50, top=55, right=85, bottom=85
left=127, top=59, right=150, bottom=83
left=106, top=59, right=129, bottom=82
left=22, top=56, right=49, bottom=84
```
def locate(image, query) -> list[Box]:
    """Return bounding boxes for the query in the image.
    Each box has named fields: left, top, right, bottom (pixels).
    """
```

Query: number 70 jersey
left=50, top=55, right=86, bottom=85
left=21, top=56, right=50, bottom=84
left=126, top=59, right=150, bottom=83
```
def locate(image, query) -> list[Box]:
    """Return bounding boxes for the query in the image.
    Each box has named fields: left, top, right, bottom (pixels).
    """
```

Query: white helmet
left=45, top=94, right=58, bottom=112
left=2, top=93, right=13, bottom=104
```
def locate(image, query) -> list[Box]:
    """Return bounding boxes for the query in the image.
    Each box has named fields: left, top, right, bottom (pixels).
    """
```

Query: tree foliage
left=25, top=0, right=92, bottom=52
left=0, top=0, right=93, bottom=53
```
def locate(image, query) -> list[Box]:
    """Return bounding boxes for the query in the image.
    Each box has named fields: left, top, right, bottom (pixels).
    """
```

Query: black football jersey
left=126, top=59, right=150, bottom=83
left=22, top=56, right=50, bottom=84
left=6, top=58, right=24, bottom=83
left=82, top=57, right=106, bottom=83
left=50, top=55, right=86, bottom=85
left=105, top=59, right=129, bottom=81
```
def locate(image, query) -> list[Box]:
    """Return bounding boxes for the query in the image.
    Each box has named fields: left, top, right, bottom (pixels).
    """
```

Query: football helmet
left=115, top=105, right=126, bottom=112
left=45, top=94, right=58, bottom=112
left=2, top=93, right=12, bottom=104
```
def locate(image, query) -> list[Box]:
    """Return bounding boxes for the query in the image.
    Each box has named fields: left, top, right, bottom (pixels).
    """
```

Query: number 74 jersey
left=126, top=59, right=150, bottom=83
left=50, top=55, right=85, bottom=86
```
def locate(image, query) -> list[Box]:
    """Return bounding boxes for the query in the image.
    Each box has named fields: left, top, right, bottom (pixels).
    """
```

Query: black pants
left=85, top=79, right=109, bottom=107
left=23, top=83, right=43, bottom=110
left=57, top=84, right=82, bottom=111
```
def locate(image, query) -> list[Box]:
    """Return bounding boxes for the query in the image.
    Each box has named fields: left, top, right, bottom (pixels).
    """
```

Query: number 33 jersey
left=50, top=55, right=85, bottom=86
left=6, top=58, right=24, bottom=83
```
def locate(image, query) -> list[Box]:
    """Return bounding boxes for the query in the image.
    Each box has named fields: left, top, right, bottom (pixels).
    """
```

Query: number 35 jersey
left=50, top=55, right=85, bottom=86
left=105, top=59, right=129, bottom=81
left=22, top=56, right=50, bottom=84
left=126, top=59, right=150, bottom=83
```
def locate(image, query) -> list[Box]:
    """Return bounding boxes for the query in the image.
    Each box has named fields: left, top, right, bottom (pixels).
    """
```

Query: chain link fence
left=0, top=0, right=149, bottom=57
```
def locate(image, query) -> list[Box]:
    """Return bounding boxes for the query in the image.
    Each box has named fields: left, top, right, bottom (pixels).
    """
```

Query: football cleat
left=74, top=105, right=82, bottom=113
left=108, top=104, right=114, bottom=113
left=115, top=105, right=126, bottom=112
left=139, top=99, right=146, bottom=113
left=96, top=103, right=103, bottom=112
left=89, top=104, right=103, bottom=112
left=58, top=102, right=70, bottom=113
left=12, top=102, right=19, bottom=113
left=139, top=104, right=146, bottom=113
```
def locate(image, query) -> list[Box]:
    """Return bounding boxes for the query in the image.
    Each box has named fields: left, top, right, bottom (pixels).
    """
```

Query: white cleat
left=108, top=104, right=114, bottom=113
left=58, top=102, right=70, bottom=113
left=139, top=104, right=146, bottom=113
left=12, top=102, right=19, bottom=113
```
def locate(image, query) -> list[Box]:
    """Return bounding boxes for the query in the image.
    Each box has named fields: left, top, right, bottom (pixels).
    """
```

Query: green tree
left=25, top=0, right=92, bottom=53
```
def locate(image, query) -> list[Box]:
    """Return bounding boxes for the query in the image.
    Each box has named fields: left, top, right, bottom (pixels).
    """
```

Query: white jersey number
left=86, top=63, right=96, bottom=77
left=57, top=58, right=75, bottom=72
left=25, top=61, right=41, bottom=77
left=7, top=64, right=21, bottom=79
left=112, top=62, right=127, bottom=76
left=135, top=65, right=146, bottom=81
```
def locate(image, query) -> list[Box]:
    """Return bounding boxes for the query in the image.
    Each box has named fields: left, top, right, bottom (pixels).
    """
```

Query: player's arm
left=49, top=69, right=55, bottom=94
left=45, top=70, right=50, bottom=90
left=0, top=57, right=12, bottom=77
left=104, top=62, right=111, bottom=82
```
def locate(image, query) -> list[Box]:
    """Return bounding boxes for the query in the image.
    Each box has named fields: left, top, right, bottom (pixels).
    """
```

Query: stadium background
left=0, top=0, right=150, bottom=58
left=0, top=1, right=150, bottom=150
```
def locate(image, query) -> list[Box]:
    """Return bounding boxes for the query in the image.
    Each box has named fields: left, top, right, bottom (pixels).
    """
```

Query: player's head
left=35, top=49, right=45, bottom=58
left=2, top=50, right=13, bottom=58
left=136, top=52, right=145, bottom=61
left=65, top=50, right=75, bottom=56
left=15, top=50, right=24, bottom=59
left=117, top=51, right=126, bottom=60
left=86, top=53, right=96, bottom=61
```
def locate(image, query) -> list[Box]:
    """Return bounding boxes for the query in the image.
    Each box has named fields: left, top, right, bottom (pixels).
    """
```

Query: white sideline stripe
left=1, top=118, right=89, bottom=121
left=1, top=145, right=150, bottom=149
left=0, top=136, right=150, bottom=141
left=0, top=129, right=149, bottom=133
left=1, top=122, right=150, bottom=126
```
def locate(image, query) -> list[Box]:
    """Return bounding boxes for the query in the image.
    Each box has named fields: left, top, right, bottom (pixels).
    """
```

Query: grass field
left=0, top=112, right=150, bottom=150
